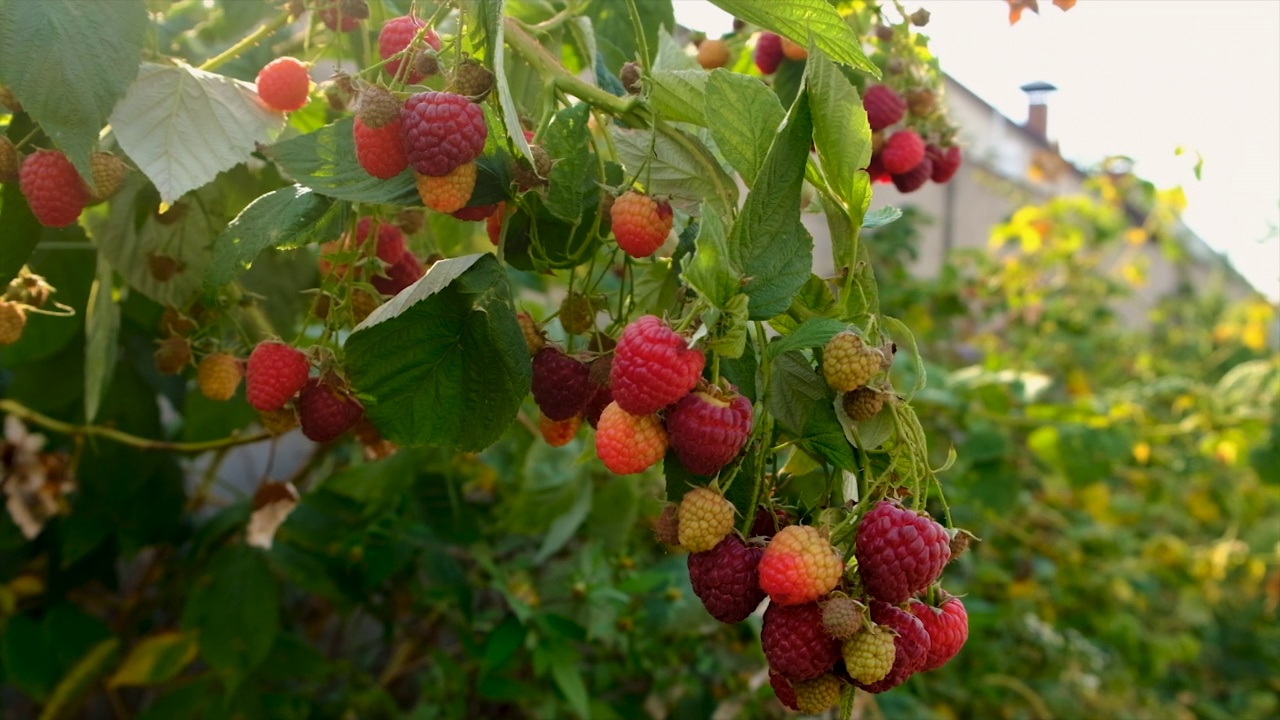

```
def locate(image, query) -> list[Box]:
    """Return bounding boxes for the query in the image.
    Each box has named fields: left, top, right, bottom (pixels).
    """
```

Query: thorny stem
left=198, top=11, right=292, bottom=72
left=0, top=399, right=270, bottom=453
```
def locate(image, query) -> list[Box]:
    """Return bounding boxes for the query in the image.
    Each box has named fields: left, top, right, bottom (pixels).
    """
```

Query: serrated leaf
left=653, top=26, right=699, bottom=71
left=107, top=631, right=199, bottom=688
left=264, top=117, right=418, bottom=204
left=110, top=63, right=286, bottom=203
left=706, top=0, right=877, bottom=75
left=769, top=351, right=857, bottom=471
left=0, top=0, right=146, bottom=181
left=612, top=126, right=737, bottom=215
left=84, top=256, right=119, bottom=424
left=681, top=203, right=740, bottom=308
left=204, top=186, right=343, bottom=293
left=806, top=50, right=872, bottom=209
left=765, top=317, right=846, bottom=360
left=344, top=254, right=531, bottom=452
left=863, top=206, right=902, bottom=229
left=705, top=294, right=750, bottom=359
left=705, top=70, right=785, bottom=187
left=648, top=69, right=707, bottom=125
left=541, top=103, right=593, bottom=222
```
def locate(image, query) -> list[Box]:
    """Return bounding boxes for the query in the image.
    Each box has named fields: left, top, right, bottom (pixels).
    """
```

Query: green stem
left=0, top=399, right=271, bottom=453
left=623, top=0, right=651, bottom=71
left=503, top=18, right=646, bottom=123
left=198, top=11, right=292, bottom=72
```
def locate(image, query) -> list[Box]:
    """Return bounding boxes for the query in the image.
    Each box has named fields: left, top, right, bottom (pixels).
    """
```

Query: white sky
left=671, top=0, right=1280, bottom=300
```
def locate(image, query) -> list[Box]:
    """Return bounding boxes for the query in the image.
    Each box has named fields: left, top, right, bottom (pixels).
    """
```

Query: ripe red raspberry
left=371, top=252, right=423, bottom=296
left=823, top=331, right=886, bottom=393
left=400, top=92, right=487, bottom=177
left=297, top=376, right=364, bottom=442
left=841, top=386, right=885, bottom=422
left=0, top=301, right=27, bottom=345
left=822, top=596, right=866, bottom=640
left=863, top=85, right=906, bottom=132
left=761, top=601, right=841, bottom=681
left=908, top=595, right=968, bottom=671
left=19, top=150, right=88, bottom=227
left=841, top=623, right=896, bottom=684
left=793, top=674, right=841, bottom=714
left=755, top=32, right=784, bottom=74
left=594, top=401, right=667, bottom=475
left=450, top=203, right=498, bottom=222
left=853, top=600, right=930, bottom=693
left=355, top=217, right=406, bottom=264
left=378, top=15, right=441, bottom=84
left=687, top=535, right=766, bottom=623
left=354, top=117, right=408, bottom=179
left=610, top=315, right=704, bottom=415
left=197, top=352, right=242, bottom=401
left=414, top=161, right=476, bottom=213
left=530, top=346, right=591, bottom=421
left=256, top=57, right=311, bottom=112
left=677, top=487, right=735, bottom=552
left=891, top=156, right=933, bottom=193
left=610, top=191, right=673, bottom=258
left=866, top=152, right=891, bottom=184
left=758, top=525, right=844, bottom=606
left=246, top=341, right=311, bottom=412
left=927, top=143, right=962, bottom=183
left=665, top=387, right=753, bottom=476
left=750, top=505, right=789, bottom=539
left=880, top=130, right=925, bottom=175
left=539, top=413, right=581, bottom=447
left=855, top=500, right=950, bottom=604
left=315, top=0, right=367, bottom=31
left=768, top=671, right=799, bottom=711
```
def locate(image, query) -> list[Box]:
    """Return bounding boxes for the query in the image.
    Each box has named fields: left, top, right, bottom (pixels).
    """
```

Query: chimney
left=1020, top=81, right=1057, bottom=140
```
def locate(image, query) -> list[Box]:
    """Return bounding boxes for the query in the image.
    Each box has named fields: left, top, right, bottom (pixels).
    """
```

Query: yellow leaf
left=107, top=630, right=199, bottom=688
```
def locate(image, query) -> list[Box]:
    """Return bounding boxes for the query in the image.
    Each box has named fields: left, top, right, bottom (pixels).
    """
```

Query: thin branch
left=0, top=399, right=270, bottom=453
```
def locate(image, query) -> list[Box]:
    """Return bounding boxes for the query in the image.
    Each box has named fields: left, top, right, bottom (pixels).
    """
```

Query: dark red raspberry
left=863, top=85, right=906, bottom=132
left=769, top=671, right=800, bottom=711
left=866, top=152, right=891, bottom=184
left=246, top=341, right=311, bottom=412
left=297, top=376, right=364, bottom=443
left=356, top=217, right=406, bottom=263
left=755, top=32, right=784, bottom=74
left=353, top=117, right=408, bottom=179
left=761, top=601, right=842, bottom=681
left=855, top=500, right=950, bottom=604
left=400, top=91, right=487, bottom=177
left=927, top=144, right=962, bottom=183
left=531, top=346, right=592, bottom=421
left=907, top=595, right=968, bottom=671
left=891, top=157, right=933, bottom=193
left=880, top=130, right=925, bottom=175
left=378, top=15, right=441, bottom=84
left=371, top=252, right=423, bottom=296
left=585, top=356, right=613, bottom=428
left=315, top=0, right=367, bottom=31
left=19, top=149, right=88, bottom=227
left=665, top=387, right=753, bottom=476
left=610, top=315, right=705, bottom=415
left=450, top=203, right=498, bottom=222
left=687, top=535, right=767, bottom=624
left=853, top=600, right=930, bottom=693
left=750, top=506, right=790, bottom=539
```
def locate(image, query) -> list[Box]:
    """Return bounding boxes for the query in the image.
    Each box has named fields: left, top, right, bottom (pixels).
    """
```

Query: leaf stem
left=0, top=399, right=271, bottom=453
left=198, top=11, right=293, bottom=73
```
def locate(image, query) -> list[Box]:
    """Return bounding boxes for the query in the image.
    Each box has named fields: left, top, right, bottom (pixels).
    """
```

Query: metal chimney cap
left=1020, top=81, right=1058, bottom=94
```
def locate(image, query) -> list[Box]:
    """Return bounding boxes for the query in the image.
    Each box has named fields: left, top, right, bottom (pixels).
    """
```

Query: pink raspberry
left=755, top=32, right=784, bottom=74
left=245, top=341, right=311, bottom=412
left=761, top=601, right=841, bottom=681
left=853, top=600, right=930, bottom=693
left=378, top=15, right=441, bottom=84
left=400, top=91, right=487, bottom=177
left=594, top=401, right=667, bottom=475
left=880, top=129, right=925, bottom=175
left=863, top=85, right=906, bottom=132
left=371, top=252, right=423, bottom=296
left=758, top=525, right=845, bottom=606
left=687, top=535, right=767, bottom=623
left=355, top=217, right=406, bottom=264
left=907, top=595, right=968, bottom=671
left=530, top=346, right=591, bottom=421
left=609, top=315, right=704, bottom=415
left=664, top=386, right=753, bottom=476
left=855, top=500, right=950, bottom=604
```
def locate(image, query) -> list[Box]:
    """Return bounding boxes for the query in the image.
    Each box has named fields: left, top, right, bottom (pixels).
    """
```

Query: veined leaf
left=707, top=0, right=877, bottom=74
left=705, top=70, right=785, bottom=187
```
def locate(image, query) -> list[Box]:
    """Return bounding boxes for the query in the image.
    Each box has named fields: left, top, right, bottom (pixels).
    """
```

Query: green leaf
left=181, top=545, right=280, bottom=694
left=862, top=206, right=902, bottom=229
left=769, top=351, right=856, bottom=471
left=38, top=638, right=121, bottom=720
left=264, top=117, right=419, bottom=204
left=653, top=26, right=699, bottom=71
left=344, top=254, right=531, bottom=451
left=728, top=92, right=814, bottom=320
left=549, top=654, right=590, bottom=719
left=494, top=9, right=535, bottom=167
left=107, top=631, right=199, bottom=688
left=534, top=476, right=592, bottom=564
left=109, top=63, right=285, bottom=203
left=0, top=0, right=146, bottom=180
left=611, top=126, right=738, bottom=215
left=204, top=186, right=343, bottom=293
left=704, top=294, right=750, bottom=360
left=704, top=70, right=785, bottom=187
left=706, top=0, right=877, bottom=75
left=766, top=317, right=846, bottom=360
left=882, top=316, right=926, bottom=398
left=681, top=203, right=740, bottom=308
left=0, top=119, right=46, bottom=285
left=83, top=256, right=119, bottom=423
left=541, top=103, right=593, bottom=223
left=806, top=50, right=872, bottom=210
left=648, top=70, right=708, bottom=125
left=502, top=194, right=604, bottom=272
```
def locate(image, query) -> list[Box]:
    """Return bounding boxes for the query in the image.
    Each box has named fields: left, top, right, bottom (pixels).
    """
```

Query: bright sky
left=671, top=0, right=1280, bottom=301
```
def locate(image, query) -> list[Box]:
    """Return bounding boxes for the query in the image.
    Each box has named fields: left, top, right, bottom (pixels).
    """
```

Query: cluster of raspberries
left=318, top=216, right=427, bottom=310
left=862, top=84, right=962, bottom=194
left=822, top=329, right=896, bottom=423
left=663, top=492, right=968, bottom=713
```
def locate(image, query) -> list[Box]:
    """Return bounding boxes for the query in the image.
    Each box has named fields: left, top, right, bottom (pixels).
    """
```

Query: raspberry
left=356, top=217, right=406, bottom=264
left=153, top=337, right=191, bottom=374
left=665, top=387, right=753, bottom=476
left=451, top=57, right=495, bottom=101
left=400, top=92, right=487, bottom=177
left=619, top=61, right=641, bottom=94
left=822, top=596, right=866, bottom=640
left=687, top=535, right=766, bottom=623
left=517, top=311, right=545, bottom=354
left=260, top=406, right=299, bottom=435
left=908, top=595, right=968, bottom=671
left=792, top=674, right=840, bottom=714
left=159, top=307, right=196, bottom=337
left=853, top=600, right=930, bottom=693
left=881, top=130, right=925, bottom=175
left=761, top=601, right=841, bottom=681
left=354, top=117, right=408, bottom=179
left=676, top=487, right=734, bottom=553
left=841, top=386, right=885, bottom=422
left=610, top=315, right=704, bottom=415
left=256, top=57, right=311, bottom=112
left=197, top=352, right=242, bottom=401
left=0, top=138, right=21, bottom=183
left=378, top=16, right=441, bottom=84
left=513, top=145, right=552, bottom=191
left=414, top=161, right=476, bottom=213
left=855, top=500, right=950, bottom=604
left=769, top=671, right=799, bottom=711
left=585, top=382, right=613, bottom=429
left=891, top=156, right=932, bottom=193
left=297, top=376, right=364, bottom=442
left=355, top=85, right=400, bottom=128
left=653, top=504, right=680, bottom=546
left=866, top=152, right=891, bottom=184
left=750, top=505, right=789, bottom=539
left=315, top=0, right=367, bottom=31
left=530, top=346, right=592, bottom=421
left=780, top=37, right=809, bottom=61
left=927, top=144, right=962, bottom=183
left=610, top=191, right=673, bottom=258
left=594, top=401, right=667, bottom=475
left=371, top=252, right=423, bottom=296
left=907, top=87, right=935, bottom=117
left=486, top=203, right=505, bottom=245
left=758, top=525, right=844, bottom=606
left=559, top=293, right=597, bottom=335
left=450, top=203, right=497, bottom=222
left=0, top=301, right=27, bottom=345
left=696, top=39, right=730, bottom=69
left=822, top=331, right=886, bottom=392
left=863, top=85, right=906, bottom=132
left=350, top=288, right=379, bottom=325
left=87, top=152, right=126, bottom=202
left=841, top=623, right=896, bottom=685
left=754, top=32, right=783, bottom=74
left=19, top=150, right=88, bottom=227
left=539, top=413, right=581, bottom=447
left=246, top=341, right=311, bottom=412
